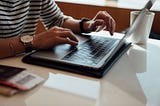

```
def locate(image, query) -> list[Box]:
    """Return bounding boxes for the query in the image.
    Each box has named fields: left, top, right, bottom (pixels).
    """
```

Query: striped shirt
left=0, top=0, right=67, bottom=38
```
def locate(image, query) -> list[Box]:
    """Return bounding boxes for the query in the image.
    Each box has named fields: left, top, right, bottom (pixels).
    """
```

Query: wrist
left=79, top=17, right=90, bottom=33
left=32, top=31, right=48, bottom=50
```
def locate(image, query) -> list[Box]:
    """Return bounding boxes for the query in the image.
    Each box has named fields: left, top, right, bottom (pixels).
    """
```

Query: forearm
left=62, top=18, right=81, bottom=34
left=62, top=18, right=91, bottom=34
left=0, top=37, right=25, bottom=59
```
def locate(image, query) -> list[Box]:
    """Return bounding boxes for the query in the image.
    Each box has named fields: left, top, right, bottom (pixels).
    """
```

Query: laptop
left=22, top=0, right=153, bottom=78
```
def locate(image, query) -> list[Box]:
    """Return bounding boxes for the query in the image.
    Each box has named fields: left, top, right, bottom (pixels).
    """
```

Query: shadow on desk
left=99, top=45, right=147, bottom=105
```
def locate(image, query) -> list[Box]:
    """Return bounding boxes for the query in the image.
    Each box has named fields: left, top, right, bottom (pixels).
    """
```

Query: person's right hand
left=32, top=26, right=78, bottom=50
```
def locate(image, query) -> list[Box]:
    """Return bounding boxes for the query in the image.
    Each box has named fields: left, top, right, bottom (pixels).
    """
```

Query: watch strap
left=25, top=43, right=33, bottom=53
left=79, top=17, right=90, bottom=33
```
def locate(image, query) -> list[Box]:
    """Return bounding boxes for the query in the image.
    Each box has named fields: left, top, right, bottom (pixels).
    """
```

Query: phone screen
left=0, top=65, right=25, bottom=80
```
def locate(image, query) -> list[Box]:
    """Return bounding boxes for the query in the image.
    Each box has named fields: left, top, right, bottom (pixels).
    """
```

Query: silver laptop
left=22, top=0, right=153, bottom=78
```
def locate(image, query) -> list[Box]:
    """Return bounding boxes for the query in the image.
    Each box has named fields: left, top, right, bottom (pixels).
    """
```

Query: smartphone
left=0, top=65, right=44, bottom=91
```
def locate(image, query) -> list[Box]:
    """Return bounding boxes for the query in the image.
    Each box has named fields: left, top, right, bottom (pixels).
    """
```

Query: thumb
left=89, top=19, right=105, bottom=31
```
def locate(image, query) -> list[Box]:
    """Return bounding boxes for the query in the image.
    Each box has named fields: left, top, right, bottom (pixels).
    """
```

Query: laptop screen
left=105, top=0, right=154, bottom=61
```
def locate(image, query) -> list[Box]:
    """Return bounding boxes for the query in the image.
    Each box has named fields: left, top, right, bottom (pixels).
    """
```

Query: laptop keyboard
left=62, top=36, right=117, bottom=66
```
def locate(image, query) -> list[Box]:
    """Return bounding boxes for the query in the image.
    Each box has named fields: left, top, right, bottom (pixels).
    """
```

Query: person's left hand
left=84, top=11, right=116, bottom=35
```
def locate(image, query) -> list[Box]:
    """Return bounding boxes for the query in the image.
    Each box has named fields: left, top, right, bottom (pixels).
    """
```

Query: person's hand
left=32, top=26, right=78, bottom=50
left=84, top=11, right=116, bottom=35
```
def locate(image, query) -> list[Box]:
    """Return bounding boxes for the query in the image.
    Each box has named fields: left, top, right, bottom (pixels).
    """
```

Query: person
left=0, top=0, right=116, bottom=59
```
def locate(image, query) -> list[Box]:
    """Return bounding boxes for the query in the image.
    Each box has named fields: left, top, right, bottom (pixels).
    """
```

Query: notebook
left=22, top=0, right=153, bottom=78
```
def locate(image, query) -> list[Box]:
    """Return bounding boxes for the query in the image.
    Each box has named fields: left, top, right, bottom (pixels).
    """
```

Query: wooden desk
left=55, top=0, right=160, bottom=33
left=0, top=31, right=160, bottom=106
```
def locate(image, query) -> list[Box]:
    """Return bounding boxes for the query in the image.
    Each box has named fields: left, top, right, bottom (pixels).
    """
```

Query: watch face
left=21, top=35, right=33, bottom=43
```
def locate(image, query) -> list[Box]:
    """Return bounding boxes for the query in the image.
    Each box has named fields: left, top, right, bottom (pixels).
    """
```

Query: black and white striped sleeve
left=40, top=0, right=70, bottom=29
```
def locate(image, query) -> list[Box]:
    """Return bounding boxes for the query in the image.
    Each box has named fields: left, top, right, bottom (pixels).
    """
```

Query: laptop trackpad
left=31, top=44, right=76, bottom=60
left=31, top=34, right=89, bottom=60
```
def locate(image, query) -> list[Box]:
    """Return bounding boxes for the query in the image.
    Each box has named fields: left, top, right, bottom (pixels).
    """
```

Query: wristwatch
left=20, top=35, right=34, bottom=53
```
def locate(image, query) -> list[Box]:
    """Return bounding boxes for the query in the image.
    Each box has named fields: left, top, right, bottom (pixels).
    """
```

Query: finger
left=95, top=22, right=106, bottom=32
left=105, top=18, right=112, bottom=34
left=58, top=37, right=78, bottom=46
left=97, top=11, right=115, bottom=35
left=51, top=26, right=71, bottom=32
left=110, top=19, right=116, bottom=35
left=57, top=27, right=71, bottom=31
left=105, top=18, right=115, bottom=35
left=106, top=14, right=116, bottom=35
left=58, top=31, right=79, bottom=42
left=90, top=19, right=105, bottom=31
